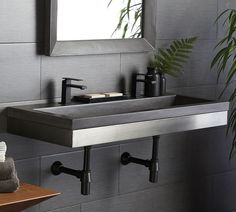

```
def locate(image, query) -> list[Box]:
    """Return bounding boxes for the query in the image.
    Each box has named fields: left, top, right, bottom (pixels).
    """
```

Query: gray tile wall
left=0, top=0, right=235, bottom=211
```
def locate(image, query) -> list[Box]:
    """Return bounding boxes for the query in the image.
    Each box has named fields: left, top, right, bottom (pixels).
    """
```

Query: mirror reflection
left=57, top=0, right=143, bottom=41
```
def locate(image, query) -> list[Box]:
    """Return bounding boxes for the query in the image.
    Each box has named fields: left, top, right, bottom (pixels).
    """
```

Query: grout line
left=119, top=53, right=122, bottom=76
left=154, top=0, right=158, bottom=48
left=0, top=42, right=38, bottom=45
left=216, top=0, right=219, bottom=39
left=156, top=38, right=219, bottom=41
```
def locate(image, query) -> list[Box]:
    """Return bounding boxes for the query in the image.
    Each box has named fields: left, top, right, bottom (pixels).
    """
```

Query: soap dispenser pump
left=135, top=67, right=160, bottom=97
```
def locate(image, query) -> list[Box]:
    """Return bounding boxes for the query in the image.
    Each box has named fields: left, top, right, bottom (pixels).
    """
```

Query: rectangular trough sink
left=7, top=95, right=229, bottom=147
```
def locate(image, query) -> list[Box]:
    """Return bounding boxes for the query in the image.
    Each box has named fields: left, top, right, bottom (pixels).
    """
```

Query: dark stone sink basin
left=7, top=95, right=229, bottom=148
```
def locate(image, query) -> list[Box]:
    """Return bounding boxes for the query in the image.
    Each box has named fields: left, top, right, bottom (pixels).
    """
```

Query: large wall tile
left=216, top=82, right=236, bottom=101
left=185, top=40, right=218, bottom=87
left=41, top=54, right=121, bottom=99
left=82, top=181, right=211, bottom=212
left=156, top=0, right=217, bottom=39
left=47, top=204, right=81, bottom=212
left=184, top=127, right=236, bottom=176
left=0, top=44, right=40, bottom=102
left=212, top=171, right=236, bottom=212
left=158, top=133, right=193, bottom=184
left=217, top=0, right=236, bottom=39
left=40, top=146, right=119, bottom=211
left=120, top=52, right=152, bottom=95
left=15, top=157, right=40, bottom=184
left=168, top=85, right=217, bottom=100
left=0, top=0, right=41, bottom=43
left=157, top=0, right=216, bottom=10
left=1, top=133, right=77, bottom=160
left=15, top=158, right=40, bottom=212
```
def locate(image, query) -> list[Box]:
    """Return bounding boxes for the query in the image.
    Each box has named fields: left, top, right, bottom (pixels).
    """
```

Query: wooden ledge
left=0, top=183, right=60, bottom=212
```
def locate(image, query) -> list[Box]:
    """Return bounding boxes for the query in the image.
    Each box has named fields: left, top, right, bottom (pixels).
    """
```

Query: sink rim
left=7, top=95, right=229, bottom=130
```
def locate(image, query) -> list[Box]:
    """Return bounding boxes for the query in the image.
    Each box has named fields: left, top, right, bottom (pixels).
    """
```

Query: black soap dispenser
left=135, top=67, right=160, bottom=97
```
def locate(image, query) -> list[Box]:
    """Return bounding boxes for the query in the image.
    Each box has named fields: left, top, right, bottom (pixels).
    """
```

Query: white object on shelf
left=104, top=92, right=123, bottom=97
left=0, top=142, right=7, bottom=163
left=83, top=94, right=106, bottom=99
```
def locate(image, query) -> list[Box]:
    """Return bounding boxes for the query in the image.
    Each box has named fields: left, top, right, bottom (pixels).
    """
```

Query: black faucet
left=61, top=77, right=87, bottom=105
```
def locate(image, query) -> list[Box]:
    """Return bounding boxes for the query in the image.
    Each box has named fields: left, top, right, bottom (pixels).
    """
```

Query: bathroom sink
left=7, top=95, right=229, bottom=147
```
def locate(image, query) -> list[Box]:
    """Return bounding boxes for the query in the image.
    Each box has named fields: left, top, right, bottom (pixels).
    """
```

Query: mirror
left=57, top=0, right=143, bottom=41
left=45, top=0, right=155, bottom=56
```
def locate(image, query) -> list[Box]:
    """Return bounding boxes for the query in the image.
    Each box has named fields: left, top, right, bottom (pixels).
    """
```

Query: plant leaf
left=151, top=37, right=197, bottom=77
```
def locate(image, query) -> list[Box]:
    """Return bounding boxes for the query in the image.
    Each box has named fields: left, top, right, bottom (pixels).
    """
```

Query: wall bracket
left=121, top=136, right=160, bottom=183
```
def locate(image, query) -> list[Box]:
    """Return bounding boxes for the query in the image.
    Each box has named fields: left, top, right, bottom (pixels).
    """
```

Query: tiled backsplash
left=0, top=0, right=235, bottom=211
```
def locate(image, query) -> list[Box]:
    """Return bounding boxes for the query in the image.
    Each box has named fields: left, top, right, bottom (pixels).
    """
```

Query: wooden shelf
left=0, top=183, right=60, bottom=212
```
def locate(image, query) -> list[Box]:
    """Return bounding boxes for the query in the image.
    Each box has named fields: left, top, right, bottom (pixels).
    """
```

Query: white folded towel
left=0, top=156, right=5, bottom=162
left=0, top=142, right=7, bottom=162
left=0, top=142, right=6, bottom=151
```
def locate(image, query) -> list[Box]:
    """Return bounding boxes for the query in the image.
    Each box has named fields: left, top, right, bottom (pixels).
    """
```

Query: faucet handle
left=62, top=77, right=83, bottom=82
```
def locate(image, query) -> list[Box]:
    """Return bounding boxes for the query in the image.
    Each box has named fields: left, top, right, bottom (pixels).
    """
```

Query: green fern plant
left=150, top=37, right=197, bottom=77
left=211, top=9, right=236, bottom=158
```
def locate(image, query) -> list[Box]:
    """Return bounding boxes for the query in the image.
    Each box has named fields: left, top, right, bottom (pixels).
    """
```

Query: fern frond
left=151, top=37, right=197, bottom=77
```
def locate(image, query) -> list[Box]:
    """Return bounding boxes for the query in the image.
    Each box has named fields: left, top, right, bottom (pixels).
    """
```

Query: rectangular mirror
left=45, top=0, right=155, bottom=56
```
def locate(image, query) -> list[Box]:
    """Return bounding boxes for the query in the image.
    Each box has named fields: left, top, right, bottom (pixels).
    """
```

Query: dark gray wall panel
left=82, top=180, right=212, bottom=212
left=0, top=0, right=39, bottom=43
left=217, top=0, right=236, bottom=39
left=0, top=44, right=40, bottom=102
left=168, top=85, right=217, bottom=100
left=41, top=54, right=121, bottom=99
left=185, top=127, right=236, bottom=176
left=212, top=171, right=236, bottom=212
left=40, top=146, right=119, bottom=211
left=158, top=133, right=193, bottom=184
left=184, top=40, right=218, bottom=87
left=47, top=204, right=81, bottom=212
left=120, top=52, right=152, bottom=94
left=15, top=158, right=40, bottom=185
left=156, top=0, right=217, bottom=39
left=1, top=133, right=77, bottom=160
left=216, top=82, right=236, bottom=101
left=15, top=158, right=40, bottom=212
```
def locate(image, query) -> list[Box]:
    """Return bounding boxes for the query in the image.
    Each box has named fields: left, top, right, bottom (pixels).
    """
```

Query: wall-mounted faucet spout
left=121, top=136, right=160, bottom=183
left=51, top=146, right=92, bottom=195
